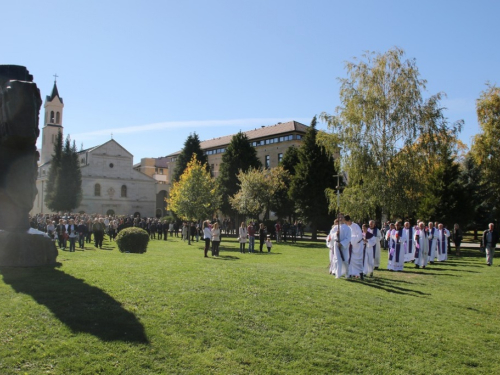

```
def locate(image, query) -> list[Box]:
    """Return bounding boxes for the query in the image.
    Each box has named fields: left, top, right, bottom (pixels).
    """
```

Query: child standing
left=265, top=235, right=273, bottom=253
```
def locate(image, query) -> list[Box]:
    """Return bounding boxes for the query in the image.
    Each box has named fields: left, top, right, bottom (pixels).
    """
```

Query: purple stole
left=437, top=230, right=446, bottom=255
left=371, top=227, right=378, bottom=258
left=414, top=230, right=426, bottom=259
left=389, top=229, right=403, bottom=263
left=428, top=227, right=435, bottom=249
left=406, top=227, right=414, bottom=255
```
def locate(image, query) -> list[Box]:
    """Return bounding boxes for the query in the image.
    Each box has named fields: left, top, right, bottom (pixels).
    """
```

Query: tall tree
left=217, top=131, right=261, bottom=215
left=470, top=83, right=500, bottom=222
left=172, top=132, right=208, bottom=182
left=168, top=155, right=220, bottom=235
left=270, top=146, right=300, bottom=220
left=289, top=116, right=337, bottom=239
left=45, top=134, right=83, bottom=212
left=230, top=166, right=288, bottom=219
left=320, top=47, right=461, bottom=220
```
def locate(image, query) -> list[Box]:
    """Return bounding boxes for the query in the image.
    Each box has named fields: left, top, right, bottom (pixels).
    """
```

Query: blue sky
left=3, top=0, right=499, bottom=162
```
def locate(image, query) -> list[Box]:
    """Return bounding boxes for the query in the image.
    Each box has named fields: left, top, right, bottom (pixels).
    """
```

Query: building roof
left=46, top=82, right=63, bottom=103
left=165, top=120, right=308, bottom=157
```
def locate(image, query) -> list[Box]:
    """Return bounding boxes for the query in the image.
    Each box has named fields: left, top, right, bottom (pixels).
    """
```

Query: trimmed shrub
left=116, top=227, right=149, bottom=254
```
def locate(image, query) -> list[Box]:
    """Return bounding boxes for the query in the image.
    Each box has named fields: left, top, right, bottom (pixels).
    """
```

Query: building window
left=159, top=168, right=163, bottom=174
left=94, top=183, right=101, bottom=196
left=56, top=112, right=60, bottom=124
left=121, top=185, right=127, bottom=198
left=109, top=163, right=114, bottom=168
left=265, top=155, right=270, bottom=169
left=50, top=111, right=54, bottom=123
left=278, top=153, right=283, bottom=163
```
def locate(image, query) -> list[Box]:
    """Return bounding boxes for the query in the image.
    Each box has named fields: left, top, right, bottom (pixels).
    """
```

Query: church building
left=32, top=81, right=157, bottom=217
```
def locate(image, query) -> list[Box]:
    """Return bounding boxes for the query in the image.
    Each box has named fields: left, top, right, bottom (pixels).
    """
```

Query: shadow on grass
left=426, top=266, right=480, bottom=273
left=212, top=255, right=239, bottom=261
left=285, top=242, right=325, bottom=250
left=377, top=268, right=460, bottom=277
left=358, top=277, right=432, bottom=297
left=0, top=264, right=149, bottom=344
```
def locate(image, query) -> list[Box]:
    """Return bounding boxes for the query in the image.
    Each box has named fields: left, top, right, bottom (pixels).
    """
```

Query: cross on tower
left=53, top=73, right=58, bottom=82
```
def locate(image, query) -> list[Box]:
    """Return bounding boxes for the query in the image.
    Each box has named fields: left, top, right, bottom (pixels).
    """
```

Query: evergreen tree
left=173, top=133, right=208, bottom=182
left=45, top=134, right=83, bottom=212
left=270, top=146, right=300, bottom=220
left=289, top=116, right=337, bottom=239
left=217, top=132, right=261, bottom=215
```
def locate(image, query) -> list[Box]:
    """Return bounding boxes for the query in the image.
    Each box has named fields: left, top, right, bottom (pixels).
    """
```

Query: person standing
left=345, top=215, right=363, bottom=278
left=361, top=224, right=376, bottom=278
left=368, top=220, right=382, bottom=269
left=67, top=219, right=78, bottom=252
left=414, top=222, right=429, bottom=269
left=203, top=221, right=211, bottom=258
left=436, top=224, right=450, bottom=262
left=238, top=222, right=248, bottom=253
left=403, top=221, right=415, bottom=262
left=427, top=222, right=438, bottom=264
left=93, top=218, right=105, bottom=249
left=327, top=215, right=351, bottom=278
left=388, top=222, right=404, bottom=271
left=452, top=223, right=463, bottom=256
left=56, top=219, right=66, bottom=250
left=77, top=220, right=87, bottom=249
left=211, top=222, right=221, bottom=257
left=482, top=223, right=499, bottom=266
left=265, top=235, right=273, bottom=253
left=259, top=223, right=267, bottom=252
left=163, top=220, right=169, bottom=241
left=247, top=221, right=256, bottom=253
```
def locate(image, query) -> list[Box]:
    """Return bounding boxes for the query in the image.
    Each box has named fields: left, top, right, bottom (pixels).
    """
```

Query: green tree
left=289, top=116, right=337, bottom=239
left=45, top=134, right=83, bottom=212
left=271, top=146, right=300, bottom=220
left=320, top=47, right=461, bottom=220
left=470, top=84, right=500, bottom=222
left=168, top=155, right=220, bottom=244
left=173, top=132, right=208, bottom=182
left=230, top=166, right=288, bottom=219
left=217, top=131, right=261, bottom=215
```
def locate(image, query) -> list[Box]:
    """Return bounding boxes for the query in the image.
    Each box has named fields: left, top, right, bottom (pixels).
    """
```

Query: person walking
left=247, top=221, right=255, bottom=253
left=211, top=222, right=221, bottom=257
left=259, top=223, right=267, bottom=253
left=203, top=221, right=211, bottom=258
left=482, top=223, right=499, bottom=266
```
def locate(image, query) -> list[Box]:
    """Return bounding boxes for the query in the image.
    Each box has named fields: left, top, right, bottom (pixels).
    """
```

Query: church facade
left=32, top=82, right=156, bottom=217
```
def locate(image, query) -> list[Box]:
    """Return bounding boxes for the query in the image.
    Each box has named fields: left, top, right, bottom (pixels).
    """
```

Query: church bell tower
left=40, top=76, right=64, bottom=165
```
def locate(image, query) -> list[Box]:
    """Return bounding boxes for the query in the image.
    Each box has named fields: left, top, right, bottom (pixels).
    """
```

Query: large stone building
left=32, top=82, right=157, bottom=217
left=135, top=121, right=309, bottom=216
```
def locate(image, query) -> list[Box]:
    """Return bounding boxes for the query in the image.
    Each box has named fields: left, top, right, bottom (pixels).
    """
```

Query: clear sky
left=3, top=0, right=499, bottom=163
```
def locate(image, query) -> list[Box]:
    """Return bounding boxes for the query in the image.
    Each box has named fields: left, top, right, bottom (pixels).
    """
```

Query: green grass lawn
left=1, top=235, right=499, bottom=374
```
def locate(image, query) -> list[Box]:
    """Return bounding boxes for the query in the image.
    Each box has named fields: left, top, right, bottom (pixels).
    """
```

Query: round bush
left=116, top=227, right=149, bottom=254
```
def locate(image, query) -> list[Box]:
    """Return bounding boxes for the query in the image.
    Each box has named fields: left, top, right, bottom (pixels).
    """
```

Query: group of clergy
left=327, top=215, right=451, bottom=279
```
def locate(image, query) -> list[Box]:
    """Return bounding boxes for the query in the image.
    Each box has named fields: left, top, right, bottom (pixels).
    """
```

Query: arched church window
left=121, top=185, right=127, bottom=198
left=95, top=183, right=101, bottom=196
left=56, top=112, right=60, bottom=124
left=50, top=111, right=55, bottom=123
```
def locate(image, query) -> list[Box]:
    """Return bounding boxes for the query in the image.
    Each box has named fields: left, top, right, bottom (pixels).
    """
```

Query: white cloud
left=71, top=117, right=311, bottom=140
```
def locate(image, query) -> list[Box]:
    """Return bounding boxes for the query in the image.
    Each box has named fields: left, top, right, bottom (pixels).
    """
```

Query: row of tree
left=168, top=47, right=500, bottom=234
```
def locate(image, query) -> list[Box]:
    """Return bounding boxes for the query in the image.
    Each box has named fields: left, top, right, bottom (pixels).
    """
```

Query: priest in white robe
left=368, top=220, right=382, bottom=269
left=327, top=216, right=351, bottom=278
left=345, top=215, right=363, bottom=278
left=427, top=222, right=438, bottom=263
left=403, top=221, right=415, bottom=262
left=436, top=224, right=450, bottom=262
left=414, top=222, right=429, bottom=268
left=388, top=222, right=405, bottom=271
left=361, top=224, right=376, bottom=278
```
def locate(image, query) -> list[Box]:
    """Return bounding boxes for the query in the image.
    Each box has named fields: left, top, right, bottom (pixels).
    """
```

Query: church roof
left=165, top=120, right=308, bottom=157
left=46, top=82, right=63, bottom=103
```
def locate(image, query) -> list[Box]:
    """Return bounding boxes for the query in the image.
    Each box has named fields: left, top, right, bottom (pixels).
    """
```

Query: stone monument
left=0, top=65, right=58, bottom=266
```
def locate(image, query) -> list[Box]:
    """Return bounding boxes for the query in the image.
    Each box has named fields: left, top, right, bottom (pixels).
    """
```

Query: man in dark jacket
left=482, top=223, right=499, bottom=266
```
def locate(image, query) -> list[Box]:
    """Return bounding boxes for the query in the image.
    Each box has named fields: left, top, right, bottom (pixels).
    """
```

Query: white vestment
left=368, top=227, right=382, bottom=268
left=387, top=229, right=405, bottom=271
left=436, top=229, right=450, bottom=261
left=414, top=229, right=429, bottom=267
left=362, top=233, right=376, bottom=276
left=327, top=224, right=351, bottom=278
left=427, top=227, right=438, bottom=262
left=348, top=223, right=363, bottom=277
left=403, top=227, right=416, bottom=262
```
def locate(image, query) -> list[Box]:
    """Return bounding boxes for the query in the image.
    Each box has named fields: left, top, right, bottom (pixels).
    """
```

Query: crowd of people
left=326, top=214, right=482, bottom=280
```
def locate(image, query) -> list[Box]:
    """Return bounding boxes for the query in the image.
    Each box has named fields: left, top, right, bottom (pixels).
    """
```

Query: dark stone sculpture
left=0, top=65, right=58, bottom=267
